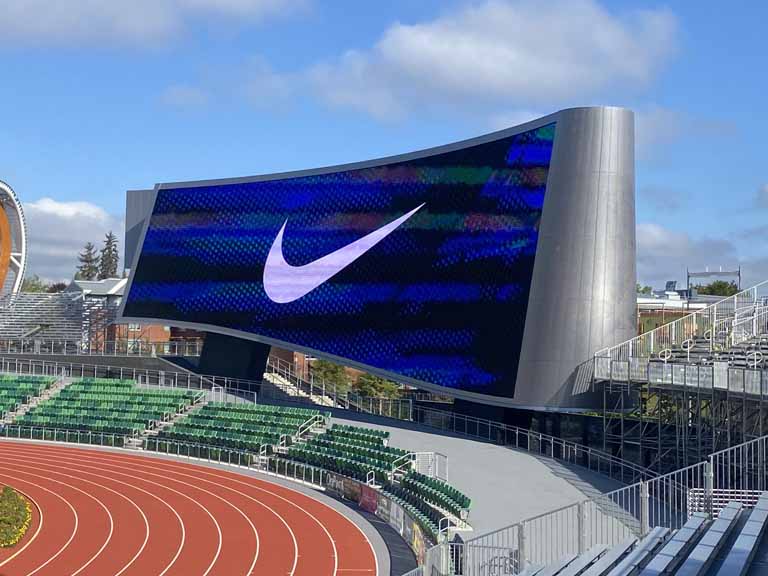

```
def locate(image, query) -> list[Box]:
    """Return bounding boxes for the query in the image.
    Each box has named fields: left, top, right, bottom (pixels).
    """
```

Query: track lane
left=0, top=441, right=379, bottom=576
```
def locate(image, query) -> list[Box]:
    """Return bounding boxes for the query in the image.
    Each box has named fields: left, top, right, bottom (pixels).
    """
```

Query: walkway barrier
left=0, top=422, right=439, bottom=568
left=0, top=338, right=204, bottom=357
left=408, top=432, right=768, bottom=575
left=0, top=356, right=652, bottom=489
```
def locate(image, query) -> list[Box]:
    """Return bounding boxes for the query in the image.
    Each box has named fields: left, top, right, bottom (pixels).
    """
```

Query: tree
left=98, top=231, right=120, bottom=279
left=311, top=360, right=350, bottom=394
left=695, top=281, right=739, bottom=297
left=354, top=373, right=401, bottom=398
left=636, top=283, right=653, bottom=295
left=76, top=242, right=100, bottom=281
left=46, top=282, right=67, bottom=293
left=21, top=274, right=49, bottom=293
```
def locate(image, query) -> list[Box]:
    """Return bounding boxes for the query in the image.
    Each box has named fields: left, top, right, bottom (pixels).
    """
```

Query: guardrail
left=595, top=280, right=768, bottom=364
left=593, top=355, right=768, bottom=393
left=413, top=432, right=768, bottom=575
left=0, top=354, right=652, bottom=490
left=0, top=338, right=204, bottom=357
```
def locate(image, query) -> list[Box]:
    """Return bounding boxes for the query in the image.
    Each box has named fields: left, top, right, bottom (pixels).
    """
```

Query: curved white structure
left=0, top=180, right=28, bottom=295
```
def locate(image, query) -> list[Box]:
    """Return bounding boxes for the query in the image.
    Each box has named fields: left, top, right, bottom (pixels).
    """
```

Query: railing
left=264, top=355, right=414, bottom=419
left=595, top=280, right=768, bottom=372
left=0, top=424, right=330, bottom=488
left=410, top=405, right=652, bottom=486
left=0, top=355, right=652, bottom=487
left=419, top=432, right=768, bottom=575
left=592, top=354, right=768, bottom=393
left=0, top=338, right=204, bottom=357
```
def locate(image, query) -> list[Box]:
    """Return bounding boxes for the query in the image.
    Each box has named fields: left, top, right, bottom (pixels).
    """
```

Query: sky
left=0, top=0, right=766, bottom=287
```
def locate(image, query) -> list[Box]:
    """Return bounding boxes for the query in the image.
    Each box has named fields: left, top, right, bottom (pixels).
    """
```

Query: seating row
left=404, top=471, right=471, bottom=513
left=16, top=378, right=197, bottom=436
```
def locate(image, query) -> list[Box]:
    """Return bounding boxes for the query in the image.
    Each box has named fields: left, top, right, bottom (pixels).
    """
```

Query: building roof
left=66, top=277, right=127, bottom=297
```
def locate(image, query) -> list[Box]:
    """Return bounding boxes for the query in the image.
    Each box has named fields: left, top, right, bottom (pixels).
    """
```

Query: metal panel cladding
left=122, top=123, right=557, bottom=398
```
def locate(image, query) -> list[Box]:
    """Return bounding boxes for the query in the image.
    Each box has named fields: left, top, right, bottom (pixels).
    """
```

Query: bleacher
left=0, top=292, right=85, bottom=339
left=0, top=375, right=54, bottom=419
left=154, top=402, right=325, bottom=453
left=284, top=423, right=408, bottom=483
left=11, top=378, right=200, bottom=442
left=523, top=493, right=768, bottom=576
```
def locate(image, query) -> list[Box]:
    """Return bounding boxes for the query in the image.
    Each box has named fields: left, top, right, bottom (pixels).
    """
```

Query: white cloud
left=635, top=106, right=685, bottom=158
left=636, top=222, right=739, bottom=288
left=24, top=198, right=124, bottom=283
left=0, top=0, right=305, bottom=45
left=635, top=106, right=738, bottom=160
left=487, top=109, right=546, bottom=131
left=310, top=0, right=677, bottom=119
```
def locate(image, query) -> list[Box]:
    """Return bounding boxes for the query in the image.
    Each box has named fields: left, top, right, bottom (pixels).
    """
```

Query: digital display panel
left=123, top=123, right=556, bottom=397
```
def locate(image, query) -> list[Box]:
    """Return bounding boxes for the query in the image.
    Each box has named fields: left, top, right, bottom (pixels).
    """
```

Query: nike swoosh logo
left=263, top=203, right=425, bottom=304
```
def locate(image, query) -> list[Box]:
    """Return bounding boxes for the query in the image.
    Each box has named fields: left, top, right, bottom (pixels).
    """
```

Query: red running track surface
left=0, top=440, right=378, bottom=576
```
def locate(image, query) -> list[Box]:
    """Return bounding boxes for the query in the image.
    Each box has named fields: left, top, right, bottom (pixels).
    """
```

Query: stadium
left=1, top=105, right=768, bottom=576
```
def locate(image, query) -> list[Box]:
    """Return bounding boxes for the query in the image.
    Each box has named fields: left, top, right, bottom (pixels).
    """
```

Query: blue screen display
left=123, top=123, right=556, bottom=397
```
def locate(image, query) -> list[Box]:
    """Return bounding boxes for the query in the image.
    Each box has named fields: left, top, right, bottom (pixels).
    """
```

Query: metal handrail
left=419, top=431, right=768, bottom=575
left=596, top=279, right=768, bottom=362
left=0, top=338, right=205, bottom=357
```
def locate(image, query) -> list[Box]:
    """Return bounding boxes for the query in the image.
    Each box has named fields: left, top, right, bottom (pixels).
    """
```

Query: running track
left=0, top=440, right=378, bottom=576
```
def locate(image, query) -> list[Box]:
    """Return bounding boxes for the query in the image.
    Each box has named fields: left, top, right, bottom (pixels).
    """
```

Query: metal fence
left=0, top=424, right=328, bottom=488
left=411, top=404, right=652, bottom=487
left=593, top=355, right=768, bottom=391
left=412, top=432, right=768, bottom=575
left=0, top=338, right=204, bottom=357
left=595, top=280, right=768, bottom=364
left=264, top=355, right=414, bottom=419
left=0, top=355, right=652, bottom=490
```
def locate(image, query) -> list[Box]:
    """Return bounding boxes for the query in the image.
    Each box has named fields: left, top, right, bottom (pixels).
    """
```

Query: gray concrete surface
left=332, top=414, right=623, bottom=537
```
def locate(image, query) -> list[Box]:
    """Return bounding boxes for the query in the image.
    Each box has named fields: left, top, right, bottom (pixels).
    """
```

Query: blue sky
left=1, top=0, right=766, bottom=285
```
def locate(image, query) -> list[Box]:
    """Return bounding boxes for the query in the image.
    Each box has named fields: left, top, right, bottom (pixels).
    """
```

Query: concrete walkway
left=333, top=414, right=623, bottom=536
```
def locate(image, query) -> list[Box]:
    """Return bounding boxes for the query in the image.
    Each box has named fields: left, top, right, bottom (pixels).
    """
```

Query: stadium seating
left=0, top=375, right=54, bottom=418
left=12, top=378, right=199, bottom=443
left=155, top=402, right=326, bottom=454
left=284, top=423, right=407, bottom=483
left=401, top=471, right=471, bottom=518
left=524, top=493, right=768, bottom=576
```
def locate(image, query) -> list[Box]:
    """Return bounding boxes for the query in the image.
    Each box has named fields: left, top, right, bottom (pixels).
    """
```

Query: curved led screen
left=123, top=123, right=556, bottom=397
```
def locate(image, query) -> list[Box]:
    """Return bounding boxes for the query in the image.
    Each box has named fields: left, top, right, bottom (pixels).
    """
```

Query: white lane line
left=0, top=484, right=43, bottom=568
left=148, top=453, right=379, bottom=575
left=0, top=454, right=150, bottom=576
left=0, top=465, right=113, bottom=576
left=0, top=450, right=183, bottom=576
left=61, top=452, right=298, bottom=576
left=19, top=449, right=261, bottom=576
left=0, top=472, right=78, bottom=576
left=97, top=451, right=345, bottom=575
left=3, top=447, right=225, bottom=576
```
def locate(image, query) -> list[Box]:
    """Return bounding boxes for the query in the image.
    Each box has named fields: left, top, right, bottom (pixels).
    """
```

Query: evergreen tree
left=98, top=231, right=120, bottom=279
left=76, top=242, right=100, bottom=280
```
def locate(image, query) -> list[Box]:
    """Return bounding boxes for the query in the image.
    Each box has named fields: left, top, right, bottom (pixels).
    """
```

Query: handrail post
left=517, top=522, right=527, bottom=572
left=640, top=481, right=650, bottom=536
left=704, top=460, right=714, bottom=518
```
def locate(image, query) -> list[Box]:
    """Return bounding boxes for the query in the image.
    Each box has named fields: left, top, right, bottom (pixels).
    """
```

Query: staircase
left=129, top=392, right=208, bottom=450
left=262, top=371, right=338, bottom=408
left=2, top=377, right=71, bottom=424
